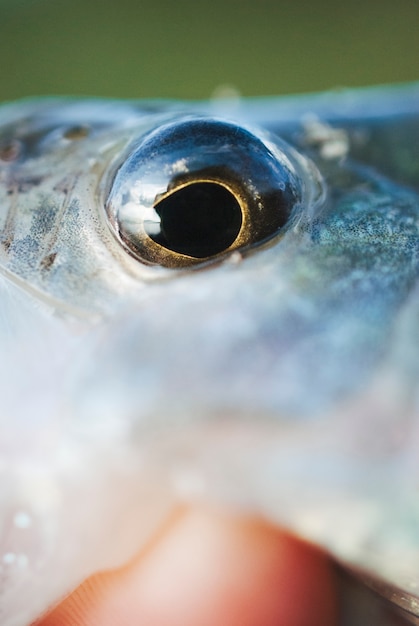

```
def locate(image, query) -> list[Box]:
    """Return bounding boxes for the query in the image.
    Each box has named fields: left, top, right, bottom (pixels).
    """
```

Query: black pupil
left=148, top=182, right=242, bottom=258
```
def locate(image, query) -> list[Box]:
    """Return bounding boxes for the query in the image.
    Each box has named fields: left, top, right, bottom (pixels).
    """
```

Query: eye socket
left=105, top=117, right=304, bottom=268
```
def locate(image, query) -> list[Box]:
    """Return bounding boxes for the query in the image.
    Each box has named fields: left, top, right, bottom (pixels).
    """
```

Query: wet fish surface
left=0, top=83, right=418, bottom=625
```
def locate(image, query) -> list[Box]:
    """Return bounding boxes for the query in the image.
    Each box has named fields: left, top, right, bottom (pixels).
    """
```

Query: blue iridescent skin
left=0, top=84, right=418, bottom=626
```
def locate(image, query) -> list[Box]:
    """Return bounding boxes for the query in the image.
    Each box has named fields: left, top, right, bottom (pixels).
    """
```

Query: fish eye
left=105, top=117, right=305, bottom=268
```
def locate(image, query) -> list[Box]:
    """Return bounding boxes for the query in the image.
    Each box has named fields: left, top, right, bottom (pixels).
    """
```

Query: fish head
left=1, top=84, right=419, bottom=624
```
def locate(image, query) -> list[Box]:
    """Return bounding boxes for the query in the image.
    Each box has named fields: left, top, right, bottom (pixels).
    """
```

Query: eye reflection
left=105, top=117, right=304, bottom=268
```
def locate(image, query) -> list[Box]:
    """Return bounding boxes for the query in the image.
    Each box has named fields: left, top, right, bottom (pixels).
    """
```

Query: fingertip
left=34, top=508, right=338, bottom=626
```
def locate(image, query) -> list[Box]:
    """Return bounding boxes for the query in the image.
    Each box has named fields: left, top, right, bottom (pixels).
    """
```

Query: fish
left=0, top=82, right=418, bottom=626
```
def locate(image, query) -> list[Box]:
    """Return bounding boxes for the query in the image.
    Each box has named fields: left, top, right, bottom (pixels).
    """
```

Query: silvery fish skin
left=0, top=84, right=418, bottom=625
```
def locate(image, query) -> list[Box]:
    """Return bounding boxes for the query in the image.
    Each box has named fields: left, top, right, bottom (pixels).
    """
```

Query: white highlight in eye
left=128, top=180, right=162, bottom=205
left=13, top=511, right=32, bottom=529
left=119, top=202, right=161, bottom=233
left=118, top=179, right=163, bottom=234
left=170, top=158, right=189, bottom=174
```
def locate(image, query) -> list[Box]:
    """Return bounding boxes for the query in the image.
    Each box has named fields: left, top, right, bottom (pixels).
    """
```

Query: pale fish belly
left=0, top=83, right=418, bottom=625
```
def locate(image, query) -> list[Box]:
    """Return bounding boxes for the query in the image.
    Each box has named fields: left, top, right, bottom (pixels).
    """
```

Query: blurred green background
left=0, top=0, right=418, bottom=101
